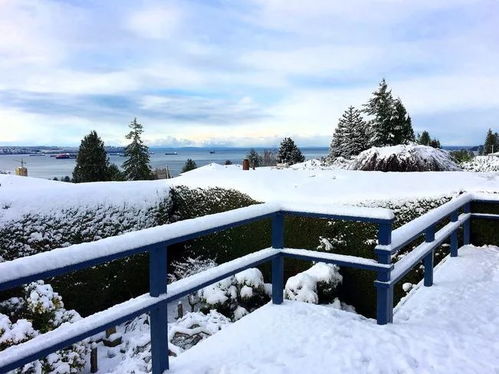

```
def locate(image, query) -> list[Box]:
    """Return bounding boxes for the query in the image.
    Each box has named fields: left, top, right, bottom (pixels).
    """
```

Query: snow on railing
left=0, top=194, right=498, bottom=373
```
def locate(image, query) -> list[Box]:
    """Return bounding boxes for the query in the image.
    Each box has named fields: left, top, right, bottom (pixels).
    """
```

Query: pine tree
left=392, top=99, right=415, bottom=144
left=72, top=130, right=110, bottom=183
left=418, top=131, right=431, bottom=146
left=483, top=128, right=497, bottom=154
left=247, top=148, right=262, bottom=168
left=277, top=137, right=305, bottom=165
left=122, top=118, right=153, bottom=180
left=182, top=159, right=197, bottom=172
left=330, top=106, right=368, bottom=158
left=363, top=79, right=395, bottom=146
left=417, top=130, right=440, bottom=148
left=363, top=79, right=415, bottom=146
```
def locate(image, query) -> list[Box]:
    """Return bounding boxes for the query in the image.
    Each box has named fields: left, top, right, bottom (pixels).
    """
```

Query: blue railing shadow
left=0, top=193, right=497, bottom=373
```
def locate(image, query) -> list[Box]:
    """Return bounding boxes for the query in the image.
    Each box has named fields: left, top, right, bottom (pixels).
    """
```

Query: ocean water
left=0, top=147, right=329, bottom=180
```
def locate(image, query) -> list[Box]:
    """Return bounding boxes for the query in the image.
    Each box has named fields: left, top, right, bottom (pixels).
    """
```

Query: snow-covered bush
left=108, top=310, right=230, bottom=374
left=198, top=268, right=270, bottom=321
left=0, top=281, right=89, bottom=374
left=462, top=155, right=499, bottom=172
left=285, top=263, right=342, bottom=304
left=351, top=144, right=461, bottom=171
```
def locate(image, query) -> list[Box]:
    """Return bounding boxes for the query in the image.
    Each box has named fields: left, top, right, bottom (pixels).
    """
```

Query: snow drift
left=351, top=144, right=461, bottom=172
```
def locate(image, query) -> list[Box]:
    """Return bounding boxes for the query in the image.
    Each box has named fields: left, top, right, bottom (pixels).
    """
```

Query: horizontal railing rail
left=0, top=192, right=497, bottom=373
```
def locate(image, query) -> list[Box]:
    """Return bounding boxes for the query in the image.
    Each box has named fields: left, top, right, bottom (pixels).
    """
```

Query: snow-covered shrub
left=168, top=256, right=217, bottom=283
left=285, top=263, right=342, bottom=304
left=109, top=310, right=230, bottom=373
left=198, top=268, right=270, bottom=321
left=351, top=144, right=461, bottom=171
left=462, top=155, right=499, bottom=172
left=0, top=281, right=89, bottom=374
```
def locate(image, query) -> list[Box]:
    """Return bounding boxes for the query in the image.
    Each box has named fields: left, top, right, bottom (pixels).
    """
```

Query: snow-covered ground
left=174, top=163, right=498, bottom=204
left=171, top=245, right=499, bottom=374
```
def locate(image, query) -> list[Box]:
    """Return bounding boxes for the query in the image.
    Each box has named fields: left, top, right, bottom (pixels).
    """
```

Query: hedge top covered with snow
left=351, top=144, right=461, bottom=172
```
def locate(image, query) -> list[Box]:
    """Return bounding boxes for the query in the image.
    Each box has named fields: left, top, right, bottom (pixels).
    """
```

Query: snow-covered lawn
left=175, top=164, right=498, bottom=204
left=171, top=245, right=499, bottom=374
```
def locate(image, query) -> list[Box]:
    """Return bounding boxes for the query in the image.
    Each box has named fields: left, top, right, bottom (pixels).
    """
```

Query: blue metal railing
left=0, top=194, right=497, bottom=373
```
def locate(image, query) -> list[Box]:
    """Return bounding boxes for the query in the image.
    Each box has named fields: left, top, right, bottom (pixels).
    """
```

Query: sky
left=0, top=0, right=498, bottom=147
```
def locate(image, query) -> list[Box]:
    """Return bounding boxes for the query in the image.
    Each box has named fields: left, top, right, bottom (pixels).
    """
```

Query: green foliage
left=363, top=79, right=414, bottom=147
left=246, top=148, right=262, bottom=168
left=123, top=118, right=153, bottom=180
left=277, top=137, right=305, bottom=165
left=483, top=128, right=498, bottom=155
left=72, top=130, right=110, bottom=183
left=450, top=149, right=475, bottom=163
left=182, top=159, right=197, bottom=173
left=107, top=163, right=126, bottom=181
left=330, top=106, right=369, bottom=158
left=417, top=130, right=441, bottom=148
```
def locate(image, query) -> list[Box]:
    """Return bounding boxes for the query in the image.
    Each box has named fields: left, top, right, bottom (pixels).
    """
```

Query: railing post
left=149, top=245, right=169, bottom=373
left=272, top=213, right=284, bottom=305
left=423, top=225, right=435, bottom=287
left=375, top=221, right=393, bottom=325
left=450, top=211, right=459, bottom=257
left=463, top=202, right=471, bottom=245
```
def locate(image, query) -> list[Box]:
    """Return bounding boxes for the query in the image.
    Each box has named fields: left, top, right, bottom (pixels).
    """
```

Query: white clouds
left=0, top=0, right=498, bottom=146
left=126, top=4, right=182, bottom=39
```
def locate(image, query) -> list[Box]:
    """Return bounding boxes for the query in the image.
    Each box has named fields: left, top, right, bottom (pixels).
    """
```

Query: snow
left=171, top=245, right=499, bottom=373
left=390, top=193, right=472, bottom=251
left=285, top=263, right=342, bottom=303
left=173, top=163, right=498, bottom=205
left=462, top=155, right=499, bottom=172
left=0, top=174, right=171, bottom=224
left=351, top=144, right=461, bottom=171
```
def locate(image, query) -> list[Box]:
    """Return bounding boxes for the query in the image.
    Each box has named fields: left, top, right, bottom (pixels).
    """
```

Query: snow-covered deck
left=172, top=245, right=499, bottom=374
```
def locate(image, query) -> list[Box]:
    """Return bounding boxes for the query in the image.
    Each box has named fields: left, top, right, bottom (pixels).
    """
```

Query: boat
left=209, top=151, right=216, bottom=154
left=164, top=152, right=178, bottom=155
left=55, top=153, right=76, bottom=159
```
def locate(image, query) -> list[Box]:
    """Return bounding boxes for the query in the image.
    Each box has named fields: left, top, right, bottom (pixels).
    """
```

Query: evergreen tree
left=363, top=79, right=395, bottom=146
left=122, top=118, right=153, bottom=180
left=108, top=163, right=126, bottom=181
left=417, top=131, right=431, bottom=146
left=330, top=106, right=368, bottom=158
left=417, top=130, right=440, bottom=148
left=363, top=79, right=415, bottom=146
left=483, top=128, right=497, bottom=154
left=392, top=99, right=415, bottom=144
left=182, top=159, right=197, bottom=173
left=72, top=130, right=110, bottom=183
left=247, top=148, right=262, bottom=168
left=277, top=137, right=305, bottom=165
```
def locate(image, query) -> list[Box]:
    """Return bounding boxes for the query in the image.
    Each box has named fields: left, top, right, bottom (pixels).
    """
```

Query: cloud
left=0, top=0, right=498, bottom=146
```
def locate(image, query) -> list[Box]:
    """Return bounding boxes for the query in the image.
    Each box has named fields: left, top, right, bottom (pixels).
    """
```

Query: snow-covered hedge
left=351, top=144, right=461, bottom=171
left=462, top=155, right=499, bottom=172
left=0, top=281, right=89, bottom=374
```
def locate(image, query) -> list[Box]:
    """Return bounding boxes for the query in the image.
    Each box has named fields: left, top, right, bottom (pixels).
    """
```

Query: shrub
left=0, top=281, right=89, bottom=373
